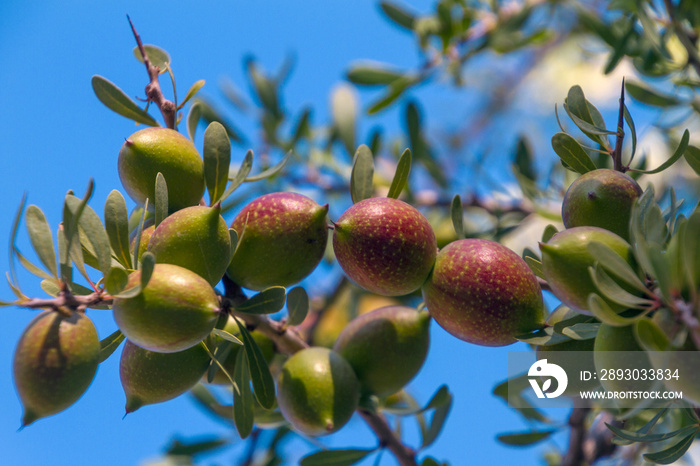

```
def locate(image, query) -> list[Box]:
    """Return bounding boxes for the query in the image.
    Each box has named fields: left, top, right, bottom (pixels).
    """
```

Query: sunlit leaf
left=223, top=150, right=253, bottom=201
left=332, top=84, right=357, bottom=156
left=636, top=130, right=689, bottom=174
left=133, top=44, right=171, bottom=73
left=203, top=122, right=231, bottom=205
left=98, top=329, right=125, bottom=363
left=350, top=145, right=374, bottom=204
left=104, top=190, right=132, bottom=269
left=179, top=79, right=205, bottom=110
left=244, top=150, right=292, bottom=182
left=211, top=328, right=243, bottom=346
left=91, top=76, right=159, bottom=126
left=154, top=173, right=168, bottom=227
left=551, top=133, right=597, bottom=174
left=235, top=317, right=276, bottom=409
left=625, top=81, right=681, bottom=107
left=25, top=206, right=57, bottom=278
left=105, top=266, right=129, bottom=295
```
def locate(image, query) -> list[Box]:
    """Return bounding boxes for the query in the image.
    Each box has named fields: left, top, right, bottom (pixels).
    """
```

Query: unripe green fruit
left=118, top=127, right=205, bottom=212
left=227, top=192, right=329, bottom=291
left=540, top=226, right=636, bottom=313
left=422, top=239, right=545, bottom=346
left=147, top=205, right=231, bottom=286
left=120, top=339, right=211, bottom=413
left=277, top=347, right=360, bottom=436
left=13, top=310, right=99, bottom=426
left=594, top=323, right=654, bottom=393
left=206, top=316, right=275, bottom=385
left=562, top=169, right=642, bottom=241
left=333, top=306, right=430, bottom=397
left=112, top=264, right=219, bottom=353
left=333, top=197, right=437, bottom=296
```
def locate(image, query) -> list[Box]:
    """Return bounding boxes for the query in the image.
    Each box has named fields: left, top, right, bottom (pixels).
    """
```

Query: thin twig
left=358, top=410, right=418, bottom=466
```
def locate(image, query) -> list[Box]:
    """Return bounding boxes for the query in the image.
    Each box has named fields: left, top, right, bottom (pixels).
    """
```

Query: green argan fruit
left=13, top=310, right=99, bottom=426
left=422, top=239, right=545, bottom=346
left=112, top=263, right=219, bottom=353
left=206, top=316, right=275, bottom=385
left=118, top=127, right=205, bottom=212
left=277, top=347, right=360, bottom=436
left=540, top=226, right=637, bottom=313
left=333, top=197, right=437, bottom=296
left=147, top=205, right=231, bottom=286
left=333, top=306, right=430, bottom=397
left=562, top=169, right=642, bottom=241
left=227, top=192, right=329, bottom=290
left=120, top=339, right=210, bottom=413
left=594, top=323, right=654, bottom=393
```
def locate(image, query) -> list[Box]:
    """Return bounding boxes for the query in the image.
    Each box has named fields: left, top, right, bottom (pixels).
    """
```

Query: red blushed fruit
left=422, top=239, right=546, bottom=346
left=333, top=197, right=437, bottom=296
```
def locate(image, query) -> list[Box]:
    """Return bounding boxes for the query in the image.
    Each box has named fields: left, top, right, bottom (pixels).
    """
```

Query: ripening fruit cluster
left=12, top=126, right=557, bottom=434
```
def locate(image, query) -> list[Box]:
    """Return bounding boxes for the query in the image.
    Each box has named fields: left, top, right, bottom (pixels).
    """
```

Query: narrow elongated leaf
left=211, top=328, right=243, bottom=346
left=139, top=252, right=156, bottom=290
left=166, top=437, right=229, bottom=457
left=179, top=79, right=205, bottom=109
left=367, top=78, right=412, bottom=114
left=203, top=122, right=231, bottom=206
left=300, top=448, right=376, bottom=466
left=634, top=318, right=670, bottom=352
left=104, top=190, right=132, bottom=269
left=233, top=348, right=254, bottom=438
left=195, top=98, right=245, bottom=143
left=332, top=84, right=357, bottom=156
left=380, top=1, right=416, bottom=30
left=57, top=226, right=72, bottom=286
left=642, top=429, right=699, bottom=464
left=350, top=145, right=374, bottom=203
left=637, top=130, right=689, bottom=174
left=451, top=195, right=464, bottom=239
left=154, top=173, right=168, bottom=227
left=133, top=44, right=171, bottom=72
left=91, top=76, right=159, bottom=126
left=551, top=133, right=597, bottom=174
left=560, top=323, right=600, bottom=340
left=564, top=86, right=613, bottom=148
left=235, top=317, right=276, bottom=409
left=422, top=394, right=452, bottom=448
left=347, top=64, right=405, bottom=86
left=524, top=256, right=544, bottom=280
left=25, top=206, right=57, bottom=277
left=223, top=150, right=254, bottom=201
left=98, top=330, right=125, bottom=363
left=387, top=149, right=411, bottom=199
left=625, top=81, right=681, bottom=107
left=588, top=294, right=642, bottom=326
left=542, top=224, right=558, bottom=243
left=589, top=265, right=652, bottom=308
left=131, top=199, right=149, bottom=270
left=105, top=266, right=129, bottom=295
left=72, top=202, right=112, bottom=276
left=14, top=248, right=53, bottom=280
left=286, top=286, right=309, bottom=326
left=187, top=101, right=202, bottom=142
left=235, top=287, right=286, bottom=315
left=497, top=429, right=557, bottom=446
left=8, top=193, right=28, bottom=291
left=206, top=340, right=233, bottom=383
left=587, top=241, right=648, bottom=293
left=515, top=327, right=571, bottom=346
left=685, top=145, right=700, bottom=176
left=623, top=104, right=637, bottom=161
left=244, top=150, right=292, bottom=182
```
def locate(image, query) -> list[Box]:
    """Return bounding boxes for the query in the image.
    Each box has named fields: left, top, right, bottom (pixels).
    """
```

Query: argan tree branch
left=359, top=410, right=418, bottom=466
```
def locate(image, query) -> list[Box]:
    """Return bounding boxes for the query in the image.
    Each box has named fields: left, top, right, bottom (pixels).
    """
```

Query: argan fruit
left=422, top=239, right=545, bottom=346
left=276, top=347, right=360, bottom=436
left=562, top=169, right=642, bottom=241
left=118, top=127, right=205, bottom=212
left=112, top=264, right=219, bottom=353
left=333, top=197, right=437, bottom=296
left=540, top=226, right=637, bottom=313
left=13, top=310, right=99, bottom=426
left=227, top=192, right=329, bottom=291
left=594, top=323, right=654, bottom=393
left=120, top=339, right=211, bottom=413
left=333, top=306, right=430, bottom=397
left=147, top=205, right=231, bottom=286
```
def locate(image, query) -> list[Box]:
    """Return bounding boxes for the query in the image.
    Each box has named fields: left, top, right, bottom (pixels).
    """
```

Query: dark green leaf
left=515, top=327, right=572, bottom=346
left=623, top=104, right=637, bottom=161
left=387, top=149, right=412, bottom=199
left=223, top=150, right=254, bottom=201
left=179, top=79, right=206, bottom=109
left=513, top=136, right=536, bottom=182
left=347, top=64, right=405, bottom=86
left=384, top=385, right=451, bottom=416
left=587, top=241, right=647, bottom=293
left=245, top=150, right=292, bottom=182
left=634, top=318, right=670, bottom=352
left=229, top=229, right=238, bottom=259
left=379, top=1, right=416, bottom=29
left=206, top=339, right=233, bottom=384
left=637, top=130, right=689, bottom=174
left=350, top=145, right=374, bottom=204
left=98, top=329, right=125, bottom=363
left=625, top=81, right=681, bottom=107
left=105, top=266, right=129, bottom=295
left=685, top=145, right=700, bottom=176
left=642, top=429, right=699, bottom=464
left=422, top=394, right=452, bottom=448
left=589, top=265, right=652, bottom=308
left=154, top=172, right=168, bottom=227
left=551, top=133, right=597, bottom=174
left=524, top=256, right=544, bottom=280
left=246, top=58, right=280, bottom=117
left=211, top=328, right=243, bottom=346
left=564, top=86, right=613, bottom=148
left=187, top=101, right=202, bottom=142
left=235, top=317, right=276, bottom=409
left=367, top=77, right=412, bottom=114
left=497, top=429, right=557, bottom=446
left=25, top=205, right=57, bottom=277
left=104, top=190, right=132, bottom=269
left=542, top=224, right=558, bottom=243
left=300, top=448, right=376, bottom=466
left=235, top=287, right=286, bottom=315
left=233, top=347, right=254, bottom=439
left=286, top=286, right=309, bottom=326
left=139, top=252, right=156, bottom=290
left=203, top=122, right=231, bottom=205
left=195, top=98, right=245, bottom=143
left=165, top=437, right=229, bottom=457
left=131, top=199, right=149, bottom=270
left=91, top=76, right=159, bottom=126
left=451, top=195, right=464, bottom=240
left=133, top=44, right=170, bottom=73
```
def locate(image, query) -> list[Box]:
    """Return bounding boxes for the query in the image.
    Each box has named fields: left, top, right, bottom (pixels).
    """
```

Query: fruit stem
left=612, top=79, right=625, bottom=173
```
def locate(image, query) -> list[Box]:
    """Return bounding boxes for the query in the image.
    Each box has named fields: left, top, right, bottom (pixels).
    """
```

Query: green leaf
left=380, top=1, right=416, bottom=30
left=347, top=64, right=405, bottom=86
left=187, top=101, right=202, bottom=142
left=179, top=79, right=205, bottom=109
left=235, top=317, right=276, bottom=409
left=244, top=150, right=292, bottom=182
left=105, top=266, right=129, bottom=295
left=223, top=150, right=253, bottom=201
left=133, top=44, right=171, bottom=73
left=131, top=199, right=149, bottom=270
left=551, top=133, right=597, bottom=174
left=623, top=104, right=637, bottom=161
left=384, top=385, right=451, bottom=416
left=195, top=98, right=245, bottom=143
left=25, top=205, right=57, bottom=278
left=332, top=84, right=357, bottom=156
left=524, top=256, right=544, bottom=280
left=564, top=86, right=613, bottom=148
left=154, top=172, right=168, bottom=227
left=98, top=329, right=125, bottom=363
left=587, top=241, right=648, bottom=293
left=588, top=294, right=642, bottom=326
left=211, top=328, right=243, bottom=346
left=515, top=327, right=572, bottom=346
left=206, top=339, right=233, bottom=383
left=203, top=122, right=231, bottom=206
left=542, top=224, right=558, bottom=243
left=642, top=429, right=699, bottom=464
left=75, top=203, right=112, bottom=277
left=625, top=81, right=681, bottom=107
left=233, top=347, right=254, bottom=439
left=451, top=195, right=465, bottom=240
left=497, top=429, right=557, bottom=446
left=14, top=248, right=53, bottom=281
left=589, top=265, right=652, bottom=308
left=387, top=149, right=412, bottom=199
left=634, top=319, right=670, bottom=352
left=104, top=190, right=132, bottom=269
left=62, top=182, right=94, bottom=285
left=286, top=286, right=309, bottom=326
left=350, top=145, right=374, bottom=204
left=685, top=145, right=700, bottom=176
left=91, top=76, right=159, bottom=126
left=560, top=322, right=600, bottom=340
left=229, top=229, right=238, bottom=259
left=367, top=77, right=413, bottom=114
left=513, top=136, right=537, bottom=182
left=165, top=437, right=229, bottom=458
left=246, top=58, right=280, bottom=117
left=139, top=251, right=156, bottom=290
left=421, top=393, right=452, bottom=448
left=300, top=448, right=377, bottom=466
left=637, top=129, right=689, bottom=174
left=235, top=287, right=286, bottom=315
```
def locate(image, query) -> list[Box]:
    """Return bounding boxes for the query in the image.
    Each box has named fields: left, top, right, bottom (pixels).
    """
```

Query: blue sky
left=0, top=2, right=580, bottom=464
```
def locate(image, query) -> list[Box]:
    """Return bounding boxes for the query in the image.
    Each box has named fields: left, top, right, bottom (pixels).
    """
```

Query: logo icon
left=528, top=359, right=568, bottom=399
